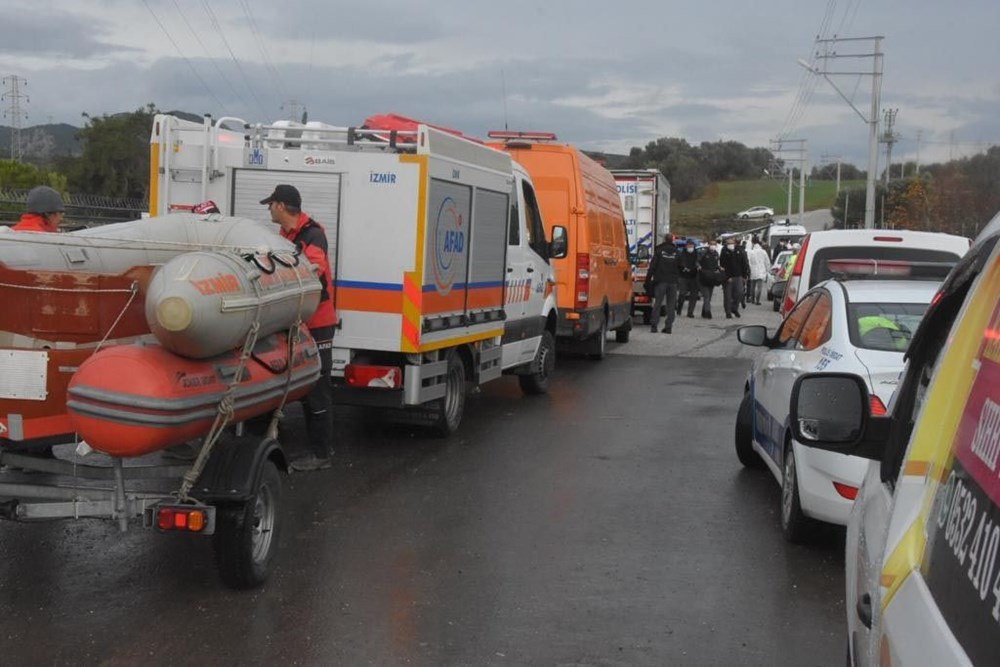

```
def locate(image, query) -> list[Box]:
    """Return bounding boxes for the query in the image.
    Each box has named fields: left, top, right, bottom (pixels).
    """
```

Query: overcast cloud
left=3, top=0, right=998, bottom=168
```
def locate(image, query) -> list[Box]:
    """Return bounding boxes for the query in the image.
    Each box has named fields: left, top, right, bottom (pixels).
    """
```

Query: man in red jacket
left=261, top=184, right=337, bottom=471
left=13, top=186, right=65, bottom=232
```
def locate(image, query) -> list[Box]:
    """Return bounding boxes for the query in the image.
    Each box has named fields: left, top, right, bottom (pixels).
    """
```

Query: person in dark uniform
left=675, top=238, right=700, bottom=318
left=262, top=184, right=337, bottom=471
left=698, top=241, right=722, bottom=319
left=646, top=235, right=680, bottom=334
left=719, top=237, right=749, bottom=319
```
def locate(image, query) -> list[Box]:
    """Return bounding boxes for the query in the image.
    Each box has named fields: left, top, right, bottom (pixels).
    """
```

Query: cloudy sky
left=3, top=0, right=998, bottom=169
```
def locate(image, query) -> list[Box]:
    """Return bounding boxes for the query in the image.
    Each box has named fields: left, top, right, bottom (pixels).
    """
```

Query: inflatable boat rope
left=175, top=251, right=311, bottom=501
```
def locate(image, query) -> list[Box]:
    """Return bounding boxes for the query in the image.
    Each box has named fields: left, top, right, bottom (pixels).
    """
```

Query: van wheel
left=214, top=459, right=282, bottom=589
left=772, top=297, right=780, bottom=312
left=641, top=310, right=651, bottom=325
left=615, top=319, right=631, bottom=343
left=431, top=349, right=466, bottom=436
left=586, top=315, right=608, bottom=361
left=781, top=439, right=816, bottom=543
left=519, top=331, right=555, bottom=395
left=735, top=393, right=761, bottom=468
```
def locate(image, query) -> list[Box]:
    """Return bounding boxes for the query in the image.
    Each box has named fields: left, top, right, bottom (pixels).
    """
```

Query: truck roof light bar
left=487, top=130, right=558, bottom=141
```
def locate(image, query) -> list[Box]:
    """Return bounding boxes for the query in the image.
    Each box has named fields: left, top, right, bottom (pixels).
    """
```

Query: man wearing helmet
left=13, top=186, right=66, bottom=232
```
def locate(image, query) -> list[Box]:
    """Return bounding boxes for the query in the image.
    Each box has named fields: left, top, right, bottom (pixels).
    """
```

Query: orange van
left=487, top=132, right=633, bottom=358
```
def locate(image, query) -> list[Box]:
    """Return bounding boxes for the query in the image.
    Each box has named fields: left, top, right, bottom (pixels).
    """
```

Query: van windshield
left=810, top=247, right=960, bottom=285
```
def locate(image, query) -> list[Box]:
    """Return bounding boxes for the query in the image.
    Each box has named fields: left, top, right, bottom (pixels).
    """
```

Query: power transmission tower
left=771, top=138, right=808, bottom=224
left=880, top=108, right=899, bottom=186
left=800, top=35, right=884, bottom=229
left=281, top=99, right=304, bottom=123
left=1, top=75, right=29, bottom=160
left=915, top=129, right=923, bottom=175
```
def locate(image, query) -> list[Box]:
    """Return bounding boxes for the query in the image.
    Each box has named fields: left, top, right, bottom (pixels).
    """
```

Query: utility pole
left=771, top=138, right=807, bottom=225
left=800, top=35, right=884, bottom=229
left=880, top=108, right=899, bottom=187
left=821, top=153, right=843, bottom=194
left=1, top=75, right=29, bottom=161
left=916, top=129, right=923, bottom=175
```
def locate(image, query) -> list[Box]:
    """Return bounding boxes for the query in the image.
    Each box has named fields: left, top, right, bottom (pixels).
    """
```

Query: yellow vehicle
left=790, top=212, right=1000, bottom=665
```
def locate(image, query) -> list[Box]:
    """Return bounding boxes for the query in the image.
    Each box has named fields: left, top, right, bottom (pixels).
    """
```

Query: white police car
left=735, top=277, right=940, bottom=541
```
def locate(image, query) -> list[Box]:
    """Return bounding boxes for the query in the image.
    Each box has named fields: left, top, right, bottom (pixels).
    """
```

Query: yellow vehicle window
left=776, top=292, right=819, bottom=349
left=798, top=292, right=832, bottom=351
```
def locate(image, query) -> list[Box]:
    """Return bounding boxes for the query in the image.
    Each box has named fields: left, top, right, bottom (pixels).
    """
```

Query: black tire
left=772, top=297, right=780, bottom=312
left=614, top=318, right=631, bottom=343
left=519, top=331, right=555, bottom=395
left=214, top=459, right=282, bottom=589
left=735, top=393, right=762, bottom=468
left=431, top=349, right=466, bottom=436
left=741, top=214, right=749, bottom=220
left=586, top=314, right=608, bottom=361
left=641, top=310, right=651, bottom=325
left=781, top=439, right=816, bottom=543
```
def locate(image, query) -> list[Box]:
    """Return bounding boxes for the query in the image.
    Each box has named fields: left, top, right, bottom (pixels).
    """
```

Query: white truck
left=150, top=114, right=567, bottom=434
left=610, top=169, right=670, bottom=320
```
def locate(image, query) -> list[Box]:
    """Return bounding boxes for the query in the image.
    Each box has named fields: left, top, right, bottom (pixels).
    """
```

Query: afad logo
left=433, top=197, right=465, bottom=294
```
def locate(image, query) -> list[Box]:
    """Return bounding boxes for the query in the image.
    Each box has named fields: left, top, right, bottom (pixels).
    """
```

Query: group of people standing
left=644, top=234, right=774, bottom=331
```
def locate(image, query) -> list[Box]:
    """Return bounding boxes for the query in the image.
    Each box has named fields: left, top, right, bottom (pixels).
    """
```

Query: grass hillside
left=671, top=178, right=864, bottom=235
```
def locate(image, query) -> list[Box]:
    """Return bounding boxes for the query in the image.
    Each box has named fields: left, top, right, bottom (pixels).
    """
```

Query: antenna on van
left=501, top=69, right=509, bottom=131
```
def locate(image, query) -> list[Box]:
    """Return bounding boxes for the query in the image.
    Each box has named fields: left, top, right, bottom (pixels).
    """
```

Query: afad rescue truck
left=150, top=114, right=567, bottom=434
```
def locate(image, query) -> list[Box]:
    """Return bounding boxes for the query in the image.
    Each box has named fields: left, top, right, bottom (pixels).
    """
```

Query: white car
left=736, top=205, right=774, bottom=220
left=735, top=279, right=940, bottom=542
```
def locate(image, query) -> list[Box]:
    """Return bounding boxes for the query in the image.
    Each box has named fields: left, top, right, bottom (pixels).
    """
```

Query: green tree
left=66, top=104, right=158, bottom=200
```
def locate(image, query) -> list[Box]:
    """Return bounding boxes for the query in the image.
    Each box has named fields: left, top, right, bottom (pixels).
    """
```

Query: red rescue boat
left=66, top=325, right=319, bottom=457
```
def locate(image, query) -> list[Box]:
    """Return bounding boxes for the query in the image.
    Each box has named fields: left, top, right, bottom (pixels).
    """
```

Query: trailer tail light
left=870, top=395, right=888, bottom=416
left=833, top=482, right=860, bottom=500
left=345, top=364, right=403, bottom=389
left=782, top=234, right=810, bottom=315
left=575, top=253, right=590, bottom=310
left=155, top=505, right=213, bottom=534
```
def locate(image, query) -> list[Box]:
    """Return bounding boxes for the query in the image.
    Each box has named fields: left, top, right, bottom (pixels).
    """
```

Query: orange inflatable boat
left=65, top=325, right=319, bottom=457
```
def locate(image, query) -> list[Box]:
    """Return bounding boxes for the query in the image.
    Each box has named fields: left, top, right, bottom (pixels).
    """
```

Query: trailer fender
left=192, top=434, right=287, bottom=504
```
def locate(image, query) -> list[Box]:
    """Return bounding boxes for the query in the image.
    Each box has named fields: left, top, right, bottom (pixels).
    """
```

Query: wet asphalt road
left=0, top=311, right=846, bottom=666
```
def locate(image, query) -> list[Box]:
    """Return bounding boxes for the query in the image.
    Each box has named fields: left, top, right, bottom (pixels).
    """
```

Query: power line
left=236, top=0, right=288, bottom=109
left=199, top=0, right=270, bottom=120
left=140, top=0, right=228, bottom=113
left=169, top=0, right=251, bottom=111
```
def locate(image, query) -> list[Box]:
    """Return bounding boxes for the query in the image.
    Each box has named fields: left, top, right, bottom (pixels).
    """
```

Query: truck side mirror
left=549, top=226, right=568, bottom=259
left=789, top=373, right=890, bottom=460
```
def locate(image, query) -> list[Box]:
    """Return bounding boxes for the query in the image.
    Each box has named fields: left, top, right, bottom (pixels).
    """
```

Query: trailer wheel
left=431, top=349, right=466, bottom=436
left=519, top=331, right=555, bottom=395
left=214, top=458, right=282, bottom=589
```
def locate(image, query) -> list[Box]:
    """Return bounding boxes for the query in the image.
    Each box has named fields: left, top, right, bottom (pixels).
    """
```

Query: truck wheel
left=214, top=459, right=282, bottom=589
left=431, top=349, right=466, bottom=436
left=781, top=439, right=816, bottom=543
left=735, top=392, right=762, bottom=468
left=519, top=331, right=555, bottom=395
left=586, top=315, right=608, bottom=361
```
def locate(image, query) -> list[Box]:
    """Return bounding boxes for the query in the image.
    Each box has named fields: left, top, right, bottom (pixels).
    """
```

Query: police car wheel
left=780, top=439, right=816, bottom=543
left=735, top=393, right=762, bottom=468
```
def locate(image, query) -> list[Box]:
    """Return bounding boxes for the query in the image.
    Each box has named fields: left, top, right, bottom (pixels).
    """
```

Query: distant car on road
left=735, top=278, right=940, bottom=542
left=736, top=206, right=774, bottom=220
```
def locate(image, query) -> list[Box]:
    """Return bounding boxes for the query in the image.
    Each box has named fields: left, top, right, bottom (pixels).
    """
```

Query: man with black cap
left=14, top=186, right=65, bottom=232
left=261, top=184, right=337, bottom=471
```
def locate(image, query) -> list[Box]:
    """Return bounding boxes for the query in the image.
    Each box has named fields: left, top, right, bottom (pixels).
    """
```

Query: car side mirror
left=549, top=225, right=568, bottom=259
left=769, top=280, right=787, bottom=299
left=790, top=373, right=890, bottom=461
left=737, top=325, right=769, bottom=347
